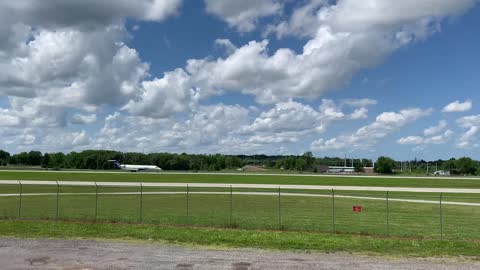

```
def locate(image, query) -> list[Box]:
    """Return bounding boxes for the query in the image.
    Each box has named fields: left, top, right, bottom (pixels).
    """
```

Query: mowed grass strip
left=1, top=185, right=479, bottom=240
left=1, top=220, right=480, bottom=258
left=1, top=171, right=480, bottom=188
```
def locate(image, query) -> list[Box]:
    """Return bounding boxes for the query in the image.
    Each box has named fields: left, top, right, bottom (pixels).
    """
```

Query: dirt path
left=0, top=238, right=478, bottom=270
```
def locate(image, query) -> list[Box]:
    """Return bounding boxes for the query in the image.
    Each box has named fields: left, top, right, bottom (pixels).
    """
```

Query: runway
left=1, top=180, right=480, bottom=193
left=1, top=169, right=480, bottom=180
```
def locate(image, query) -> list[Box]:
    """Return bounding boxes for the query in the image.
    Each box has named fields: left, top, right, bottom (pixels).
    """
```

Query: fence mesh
left=1, top=182, right=479, bottom=240
left=58, top=185, right=96, bottom=221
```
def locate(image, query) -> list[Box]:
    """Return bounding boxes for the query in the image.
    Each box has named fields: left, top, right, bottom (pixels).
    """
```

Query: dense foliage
left=0, top=150, right=10, bottom=166
left=2, top=150, right=333, bottom=171
left=1, top=149, right=479, bottom=175
left=374, top=156, right=396, bottom=174
left=393, top=157, right=480, bottom=175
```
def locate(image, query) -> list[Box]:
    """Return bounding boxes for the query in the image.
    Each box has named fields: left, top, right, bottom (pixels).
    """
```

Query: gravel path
left=0, top=238, right=478, bottom=270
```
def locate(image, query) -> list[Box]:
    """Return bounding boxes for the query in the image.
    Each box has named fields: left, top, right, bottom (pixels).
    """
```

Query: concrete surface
left=2, top=180, right=480, bottom=193
left=1, top=169, right=480, bottom=180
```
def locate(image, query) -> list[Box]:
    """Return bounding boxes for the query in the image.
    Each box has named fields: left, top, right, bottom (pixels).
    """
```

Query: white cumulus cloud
left=442, top=100, right=473, bottom=113
left=397, top=130, right=454, bottom=145
left=423, top=120, right=448, bottom=137
left=123, top=69, right=199, bottom=118
left=312, top=108, right=432, bottom=151
left=71, top=114, right=97, bottom=125
left=160, top=0, right=478, bottom=105
left=240, top=99, right=374, bottom=145
left=205, top=0, right=283, bottom=32
left=457, top=115, right=480, bottom=148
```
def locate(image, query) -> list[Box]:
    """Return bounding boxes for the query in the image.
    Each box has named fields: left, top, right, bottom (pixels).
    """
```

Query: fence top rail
left=1, top=180, right=480, bottom=194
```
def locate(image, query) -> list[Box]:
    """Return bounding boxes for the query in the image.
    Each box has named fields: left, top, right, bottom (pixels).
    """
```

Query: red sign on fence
left=353, top=205, right=362, bottom=212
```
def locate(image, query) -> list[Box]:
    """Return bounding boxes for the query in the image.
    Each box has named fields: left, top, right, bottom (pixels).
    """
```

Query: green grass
left=1, top=220, right=480, bottom=258
left=1, top=171, right=479, bottom=242
left=1, top=171, right=480, bottom=188
left=1, top=184, right=479, bottom=240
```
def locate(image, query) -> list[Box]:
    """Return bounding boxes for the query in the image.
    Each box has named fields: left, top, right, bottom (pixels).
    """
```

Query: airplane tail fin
left=108, top=160, right=122, bottom=169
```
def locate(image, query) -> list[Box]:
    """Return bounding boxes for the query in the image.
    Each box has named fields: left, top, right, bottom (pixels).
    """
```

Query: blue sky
left=0, top=0, right=479, bottom=160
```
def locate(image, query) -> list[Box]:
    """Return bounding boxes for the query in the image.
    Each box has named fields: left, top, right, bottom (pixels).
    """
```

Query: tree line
left=0, top=150, right=369, bottom=171
left=1, top=149, right=479, bottom=175
left=374, top=156, right=480, bottom=175
left=1, top=150, right=321, bottom=171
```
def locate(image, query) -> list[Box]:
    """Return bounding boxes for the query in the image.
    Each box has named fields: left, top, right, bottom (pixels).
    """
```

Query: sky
left=0, top=0, right=479, bottom=160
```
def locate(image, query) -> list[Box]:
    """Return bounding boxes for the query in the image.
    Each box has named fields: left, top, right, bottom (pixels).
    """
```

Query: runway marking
left=1, top=169, right=480, bottom=180
left=1, top=180, right=480, bottom=193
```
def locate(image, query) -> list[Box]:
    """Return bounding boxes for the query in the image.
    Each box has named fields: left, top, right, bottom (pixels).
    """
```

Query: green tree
left=442, top=158, right=456, bottom=172
left=375, top=156, right=396, bottom=174
left=41, top=153, right=50, bottom=168
left=14, top=152, right=29, bottom=165
left=0, top=150, right=10, bottom=166
left=354, top=161, right=365, bottom=173
left=28, top=151, right=43, bottom=166
left=0, top=150, right=9, bottom=160
left=49, top=152, right=66, bottom=168
left=456, top=157, right=478, bottom=175
left=295, top=158, right=307, bottom=171
left=302, top=152, right=315, bottom=170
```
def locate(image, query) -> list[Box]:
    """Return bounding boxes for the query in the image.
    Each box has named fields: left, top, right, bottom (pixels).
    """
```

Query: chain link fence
left=0, top=181, right=479, bottom=240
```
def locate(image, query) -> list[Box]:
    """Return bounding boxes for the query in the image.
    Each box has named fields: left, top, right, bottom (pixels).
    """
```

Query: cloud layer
left=397, top=120, right=454, bottom=145
left=312, top=108, right=433, bottom=151
left=0, top=0, right=478, bottom=157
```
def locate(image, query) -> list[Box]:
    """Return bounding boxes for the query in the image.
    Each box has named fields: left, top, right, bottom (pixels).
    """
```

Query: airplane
left=108, top=160, right=162, bottom=172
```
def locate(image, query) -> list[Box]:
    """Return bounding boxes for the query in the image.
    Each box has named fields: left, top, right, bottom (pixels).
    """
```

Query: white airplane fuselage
left=119, top=164, right=162, bottom=172
left=109, top=160, right=162, bottom=172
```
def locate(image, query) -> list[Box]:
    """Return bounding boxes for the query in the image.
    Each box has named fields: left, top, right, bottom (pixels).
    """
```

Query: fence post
left=440, top=192, right=443, bottom=240
left=18, top=181, right=22, bottom=219
left=278, top=186, right=282, bottom=230
left=139, top=183, right=143, bottom=223
left=386, top=191, right=389, bottom=237
left=186, top=184, right=190, bottom=224
left=229, top=185, right=233, bottom=227
left=332, top=189, right=335, bottom=233
left=56, top=181, right=60, bottom=220
left=94, top=182, right=98, bottom=222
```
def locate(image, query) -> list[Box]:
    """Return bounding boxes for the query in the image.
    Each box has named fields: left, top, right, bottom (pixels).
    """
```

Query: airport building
left=327, top=166, right=355, bottom=173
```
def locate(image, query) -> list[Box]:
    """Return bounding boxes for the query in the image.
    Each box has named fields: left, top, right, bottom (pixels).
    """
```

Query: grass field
left=2, top=220, right=480, bottom=258
left=1, top=183, right=479, bottom=240
left=1, top=171, right=479, bottom=245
